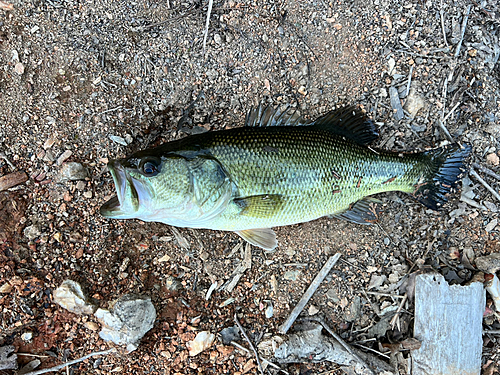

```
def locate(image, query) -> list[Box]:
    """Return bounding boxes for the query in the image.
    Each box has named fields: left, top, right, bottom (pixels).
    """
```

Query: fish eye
left=139, top=158, right=161, bottom=177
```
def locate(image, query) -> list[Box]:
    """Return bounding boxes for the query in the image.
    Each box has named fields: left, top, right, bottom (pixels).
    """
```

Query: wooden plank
left=411, top=273, right=485, bottom=375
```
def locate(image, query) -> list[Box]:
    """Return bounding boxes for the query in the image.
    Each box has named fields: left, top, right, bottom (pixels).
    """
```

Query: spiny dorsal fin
left=331, top=197, right=382, bottom=225
left=245, top=104, right=311, bottom=127
left=311, top=106, right=379, bottom=145
left=235, top=228, right=277, bottom=251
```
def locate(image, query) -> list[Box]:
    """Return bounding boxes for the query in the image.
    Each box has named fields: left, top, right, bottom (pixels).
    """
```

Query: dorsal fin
left=311, top=106, right=379, bottom=145
left=245, top=104, right=311, bottom=127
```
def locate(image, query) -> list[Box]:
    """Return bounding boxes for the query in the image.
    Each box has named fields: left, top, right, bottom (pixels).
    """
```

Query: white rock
left=187, top=331, right=215, bottom=356
left=308, top=305, right=319, bottom=315
left=53, top=280, right=96, bottom=315
left=94, top=294, right=156, bottom=352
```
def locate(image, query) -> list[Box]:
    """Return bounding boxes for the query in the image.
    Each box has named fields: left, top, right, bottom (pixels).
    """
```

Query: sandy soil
left=1, top=0, right=499, bottom=374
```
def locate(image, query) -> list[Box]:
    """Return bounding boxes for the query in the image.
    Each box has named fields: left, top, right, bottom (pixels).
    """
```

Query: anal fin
left=235, top=228, right=277, bottom=251
left=331, top=197, right=382, bottom=225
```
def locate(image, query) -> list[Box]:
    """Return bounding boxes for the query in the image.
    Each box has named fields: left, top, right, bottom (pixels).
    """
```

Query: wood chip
left=0, top=171, right=28, bottom=191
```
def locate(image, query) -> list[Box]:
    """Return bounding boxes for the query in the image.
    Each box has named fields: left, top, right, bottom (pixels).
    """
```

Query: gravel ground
left=1, top=0, right=500, bottom=374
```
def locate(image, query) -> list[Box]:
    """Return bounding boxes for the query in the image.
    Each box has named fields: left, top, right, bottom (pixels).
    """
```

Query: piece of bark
left=411, top=274, right=485, bottom=375
left=0, top=345, right=17, bottom=370
left=0, top=171, right=28, bottom=191
left=275, top=324, right=393, bottom=375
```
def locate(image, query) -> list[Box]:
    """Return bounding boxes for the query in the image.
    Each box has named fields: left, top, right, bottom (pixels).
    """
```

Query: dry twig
left=234, top=314, right=264, bottom=375
left=436, top=120, right=454, bottom=142
left=390, top=293, right=408, bottom=330
left=202, top=0, right=214, bottom=56
left=279, top=253, right=341, bottom=334
left=472, top=163, right=500, bottom=181
left=22, top=348, right=117, bottom=375
left=470, top=168, right=500, bottom=203
left=440, top=0, right=448, bottom=47
left=454, top=5, right=472, bottom=58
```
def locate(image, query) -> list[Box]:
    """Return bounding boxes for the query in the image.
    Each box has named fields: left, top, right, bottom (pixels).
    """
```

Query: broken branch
left=279, top=253, right=341, bottom=334
left=234, top=314, right=264, bottom=375
left=22, top=348, right=117, bottom=375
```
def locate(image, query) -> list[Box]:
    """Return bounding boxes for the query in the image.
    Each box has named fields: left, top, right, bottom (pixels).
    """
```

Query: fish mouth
left=100, top=160, right=136, bottom=218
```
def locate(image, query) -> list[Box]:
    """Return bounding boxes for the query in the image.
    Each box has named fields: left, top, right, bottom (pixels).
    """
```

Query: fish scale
left=204, top=126, right=422, bottom=230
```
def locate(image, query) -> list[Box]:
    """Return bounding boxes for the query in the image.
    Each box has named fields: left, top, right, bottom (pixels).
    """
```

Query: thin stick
left=22, top=348, right=117, bottom=375
left=460, top=195, right=487, bottom=210
left=484, top=330, right=500, bottom=334
left=405, top=65, right=414, bottom=97
left=470, top=168, right=500, bottom=203
left=202, top=0, right=214, bottom=56
left=279, top=253, right=341, bottom=334
left=436, top=120, right=454, bottom=141
left=300, top=317, right=374, bottom=375
left=234, top=314, right=264, bottom=375
left=454, top=5, right=472, bottom=58
left=472, top=163, right=500, bottom=181
left=352, top=343, right=391, bottom=360
left=17, top=353, right=50, bottom=358
left=365, top=291, right=405, bottom=299
left=440, top=0, right=448, bottom=47
left=443, top=101, right=460, bottom=123
left=390, top=293, right=408, bottom=329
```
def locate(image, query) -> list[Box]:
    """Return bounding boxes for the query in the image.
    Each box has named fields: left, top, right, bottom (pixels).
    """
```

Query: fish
left=100, top=104, right=471, bottom=250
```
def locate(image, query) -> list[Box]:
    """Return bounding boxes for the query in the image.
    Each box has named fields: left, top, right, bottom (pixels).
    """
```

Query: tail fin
left=414, top=143, right=471, bottom=210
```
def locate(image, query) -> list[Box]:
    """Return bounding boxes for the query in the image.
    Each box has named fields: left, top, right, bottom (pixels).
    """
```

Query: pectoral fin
left=235, top=228, right=277, bottom=251
left=233, top=194, right=283, bottom=218
left=331, top=197, right=382, bottom=225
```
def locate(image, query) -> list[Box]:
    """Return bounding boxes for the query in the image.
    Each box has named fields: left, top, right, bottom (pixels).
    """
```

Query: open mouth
left=100, top=160, right=129, bottom=217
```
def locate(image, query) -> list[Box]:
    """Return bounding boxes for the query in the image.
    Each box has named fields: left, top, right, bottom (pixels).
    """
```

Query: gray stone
left=95, top=294, right=156, bottom=352
left=476, top=253, right=500, bottom=274
left=284, top=270, right=301, bottom=281
left=53, top=280, right=97, bottom=315
left=221, top=326, right=240, bottom=345
left=0, top=345, right=17, bottom=370
left=58, top=162, right=88, bottom=182
left=404, top=86, right=426, bottom=116
left=23, top=225, right=41, bottom=240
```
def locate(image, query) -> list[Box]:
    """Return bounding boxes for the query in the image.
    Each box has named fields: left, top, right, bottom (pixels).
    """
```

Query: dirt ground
left=1, top=0, right=500, bottom=374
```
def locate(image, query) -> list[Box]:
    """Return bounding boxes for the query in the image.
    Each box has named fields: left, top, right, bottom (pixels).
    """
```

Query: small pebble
left=284, top=270, right=301, bottom=281
left=24, top=224, right=41, bottom=240
left=109, top=135, right=128, bottom=146
left=53, top=280, right=97, bottom=315
left=56, top=150, right=73, bottom=165
left=14, top=62, right=25, bottom=75
left=486, top=218, right=498, bottom=233
left=187, top=331, right=215, bottom=356
left=486, top=153, right=499, bottom=166
left=308, top=305, right=319, bottom=315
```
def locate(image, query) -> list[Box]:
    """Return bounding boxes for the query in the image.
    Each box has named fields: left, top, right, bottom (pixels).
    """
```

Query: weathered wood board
left=411, top=273, right=485, bottom=375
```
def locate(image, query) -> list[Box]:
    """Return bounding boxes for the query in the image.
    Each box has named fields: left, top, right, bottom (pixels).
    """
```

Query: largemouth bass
left=100, top=105, right=470, bottom=250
